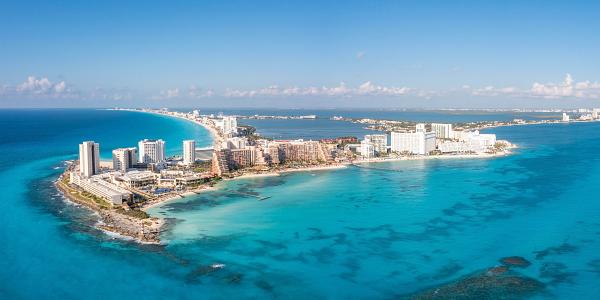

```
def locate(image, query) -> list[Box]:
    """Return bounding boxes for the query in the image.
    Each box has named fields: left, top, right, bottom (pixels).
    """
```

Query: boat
left=211, top=263, right=226, bottom=269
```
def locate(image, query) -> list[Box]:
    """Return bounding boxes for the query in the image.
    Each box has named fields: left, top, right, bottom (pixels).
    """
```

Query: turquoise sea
left=2, top=109, right=600, bottom=299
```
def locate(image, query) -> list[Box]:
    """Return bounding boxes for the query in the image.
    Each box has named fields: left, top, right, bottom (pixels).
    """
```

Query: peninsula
left=57, top=108, right=523, bottom=243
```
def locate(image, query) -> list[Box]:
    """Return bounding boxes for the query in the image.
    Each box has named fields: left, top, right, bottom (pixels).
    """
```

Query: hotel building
left=112, top=147, right=137, bottom=171
left=364, top=134, right=387, bottom=154
left=431, top=123, right=453, bottom=139
left=360, top=140, right=375, bottom=158
left=214, top=116, right=238, bottom=135
left=79, top=141, right=100, bottom=178
left=138, top=139, right=166, bottom=163
left=222, top=137, right=248, bottom=150
left=69, top=173, right=132, bottom=205
left=390, top=124, right=436, bottom=155
left=183, top=140, right=196, bottom=165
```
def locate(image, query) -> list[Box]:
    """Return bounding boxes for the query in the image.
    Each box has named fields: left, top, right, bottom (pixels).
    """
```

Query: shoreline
left=109, top=108, right=222, bottom=149
left=55, top=174, right=164, bottom=244
left=140, top=150, right=513, bottom=209
left=69, top=108, right=516, bottom=242
left=123, top=108, right=515, bottom=211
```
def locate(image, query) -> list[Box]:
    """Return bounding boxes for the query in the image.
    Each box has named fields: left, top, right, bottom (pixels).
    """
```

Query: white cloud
left=222, top=82, right=414, bottom=98
left=530, top=73, right=600, bottom=99
left=4, top=76, right=74, bottom=97
left=188, top=86, right=214, bottom=98
left=159, top=88, right=179, bottom=99
left=54, top=81, right=67, bottom=93
left=467, top=74, right=600, bottom=100
left=16, top=76, right=52, bottom=93
left=471, top=85, right=518, bottom=97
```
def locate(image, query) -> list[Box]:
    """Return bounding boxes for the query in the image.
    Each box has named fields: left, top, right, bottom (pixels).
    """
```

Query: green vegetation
left=492, top=141, right=509, bottom=153
left=192, top=161, right=212, bottom=173
left=80, top=191, right=111, bottom=209
left=115, top=208, right=149, bottom=219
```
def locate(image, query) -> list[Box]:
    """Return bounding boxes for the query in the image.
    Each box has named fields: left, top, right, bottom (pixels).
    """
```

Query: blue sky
left=1, top=0, right=599, bottom=108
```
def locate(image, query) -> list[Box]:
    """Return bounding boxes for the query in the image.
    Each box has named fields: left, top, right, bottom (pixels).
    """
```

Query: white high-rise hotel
left=215, top=116, right=238, bottom=135
left=364, top=134, right=387, bottom=154
left=431, top=123, right=453, bottom=139
left=183, top=140, right=196, bottom=165
left=138, top=139, right=166, bottom=163
left=112, top=147, right=137, bottom=171
left=79, top=141, right=100, bottom=178
left=390, top=124, right=436, bottom=155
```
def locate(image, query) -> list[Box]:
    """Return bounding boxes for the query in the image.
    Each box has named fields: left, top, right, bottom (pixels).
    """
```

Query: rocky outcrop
left=500, top=256, right=531, bottom=268
left=97, top=210, right=162, bottom=244
left=403, top=256, right=542, bottom=299
left=56, top=174, right=163, bottom=244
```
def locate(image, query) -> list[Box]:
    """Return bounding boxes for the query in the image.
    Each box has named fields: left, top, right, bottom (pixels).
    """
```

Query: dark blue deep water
left=2, top=109, right=600, bottom=299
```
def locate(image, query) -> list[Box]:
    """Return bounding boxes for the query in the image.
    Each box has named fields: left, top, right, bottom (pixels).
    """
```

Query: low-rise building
left=444, top=130, right=497, bottom=153
left=119, top=170, right=157, bottom=188
left=69, top=172, right=132, bottom=205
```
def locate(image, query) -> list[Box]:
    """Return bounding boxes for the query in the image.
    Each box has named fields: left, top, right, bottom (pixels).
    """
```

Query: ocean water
left=2, top=109, right=600, bottom=299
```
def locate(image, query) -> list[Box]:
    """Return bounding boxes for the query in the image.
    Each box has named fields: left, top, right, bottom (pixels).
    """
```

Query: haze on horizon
left=1, top=0, right=599, bottom=109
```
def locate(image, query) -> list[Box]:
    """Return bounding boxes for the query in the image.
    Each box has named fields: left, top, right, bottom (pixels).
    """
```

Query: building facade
left=360, top=140, right=375, bottom=158
left=214, top=116, right=238, bottom=135
left=222, top=137, right=248, bottom=150
left=112, top=147, right=137, bottom=171
left=138, top=139, right=166, bottom=163
left=79, top=141, right=100, bottom=178
left=431, top=123, right=453, bottom=139
left=390, top=125, right=436, bottom=155
left=364, top=134, right=387, bottom=154
left=70, top=173, right=132, bottom=205
left=183, top=140, right=196, bottom=165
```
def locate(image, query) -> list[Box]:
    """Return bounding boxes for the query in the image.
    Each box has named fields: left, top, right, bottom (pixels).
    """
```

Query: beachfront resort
left=56, top=108, right=521, bottom=242
left=62, top=109, right=515, bottom=210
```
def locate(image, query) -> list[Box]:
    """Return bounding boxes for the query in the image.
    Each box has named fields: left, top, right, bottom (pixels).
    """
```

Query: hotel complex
left=67, top=109, right=519, bottom=207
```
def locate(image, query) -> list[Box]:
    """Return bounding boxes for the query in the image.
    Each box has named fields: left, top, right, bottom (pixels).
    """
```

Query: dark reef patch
left=539, top=262, right=575, bottom=285
left=587, top=259, right=600, bottom=276
left=500, top=256, right=531, bottom=268
left=402, top=267, right=544, bottom=299
left=533, top=243, right=578, bottom=260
